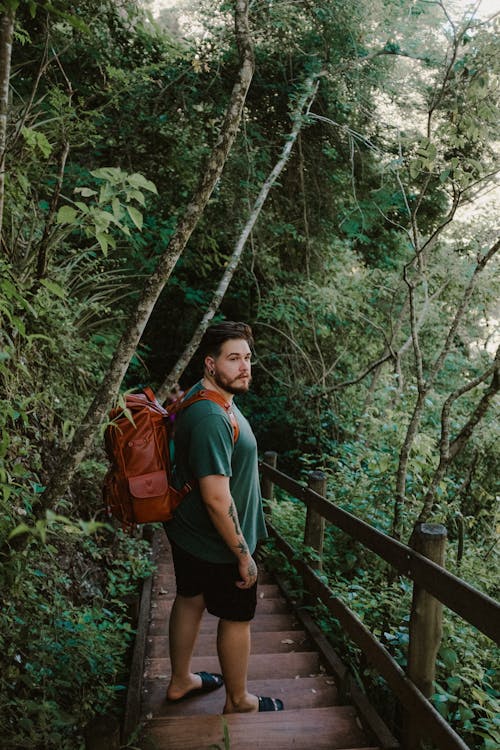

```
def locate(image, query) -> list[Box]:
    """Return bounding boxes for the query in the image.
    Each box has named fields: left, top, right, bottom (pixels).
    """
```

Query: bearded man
left=164, top=321, right=284, bottom=714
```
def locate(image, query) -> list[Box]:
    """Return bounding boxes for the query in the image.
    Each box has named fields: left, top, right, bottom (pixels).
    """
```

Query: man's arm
left=198, top=474, right=257, bottom=589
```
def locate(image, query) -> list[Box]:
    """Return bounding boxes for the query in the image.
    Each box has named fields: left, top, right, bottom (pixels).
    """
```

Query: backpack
left=103, top=385, right=239, bottom=526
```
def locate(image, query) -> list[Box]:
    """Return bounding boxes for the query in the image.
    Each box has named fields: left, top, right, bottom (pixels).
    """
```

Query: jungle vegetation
left=0, top=0, right=498, bottom=748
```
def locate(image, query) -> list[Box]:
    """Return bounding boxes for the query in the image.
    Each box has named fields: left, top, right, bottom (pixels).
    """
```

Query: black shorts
left=169, top=538, right=257, bottom=622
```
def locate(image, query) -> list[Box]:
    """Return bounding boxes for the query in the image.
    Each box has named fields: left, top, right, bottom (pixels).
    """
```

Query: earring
left=209, top=369, right=215, bottom=376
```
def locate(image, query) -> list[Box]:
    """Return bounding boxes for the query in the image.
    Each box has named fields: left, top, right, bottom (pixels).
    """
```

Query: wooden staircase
left=136, top=533, right=384, bottom=749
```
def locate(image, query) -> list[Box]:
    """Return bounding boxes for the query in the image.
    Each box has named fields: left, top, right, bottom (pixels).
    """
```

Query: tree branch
left=417, top=347, right=499, bottom=521
left=0, top=7, right=15, bottom=239
left=156, top=73, right=321, bottom=402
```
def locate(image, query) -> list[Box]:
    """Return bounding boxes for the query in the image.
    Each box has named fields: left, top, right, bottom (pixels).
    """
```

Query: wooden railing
left=259, top=452, right=500, bottom=750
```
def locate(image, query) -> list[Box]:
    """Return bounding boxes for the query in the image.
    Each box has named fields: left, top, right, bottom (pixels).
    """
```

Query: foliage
left=268, top=482, right=499, bottom=749
left=0, top=524, right=155, bottom=749
left=1, top=0, right=498, bottom=746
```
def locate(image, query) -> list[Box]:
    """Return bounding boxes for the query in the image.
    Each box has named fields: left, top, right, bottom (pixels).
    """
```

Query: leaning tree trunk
left=0, top=6, right=15, bottom=239
left=42, top=0, right=254, bottom=507
left=156, top=73, right=321, bottom=404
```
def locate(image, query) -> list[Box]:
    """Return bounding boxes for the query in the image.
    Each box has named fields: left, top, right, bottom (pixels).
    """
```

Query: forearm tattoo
left=228, top=500, right=251, bottom=560
left=228, top=500, right=240, bottom=536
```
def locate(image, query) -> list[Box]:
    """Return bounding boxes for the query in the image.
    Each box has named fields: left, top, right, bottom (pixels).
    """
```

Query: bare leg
left=217, top=619, right=259, bottom=713
left=166, top=593, right=206, bottom=700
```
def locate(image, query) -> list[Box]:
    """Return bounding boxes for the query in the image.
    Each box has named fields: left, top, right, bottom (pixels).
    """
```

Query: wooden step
left=151, top=578, right=281, bottom=601
left=144, top=651, right=322, bottom=681
left=148, top=611, right=300, bottom=634
left=150, top=596, right=289, bottom=622
left=126, top=533, right=391, bottom=750
left=141, top=705, right=375, bottom=750
left=145, top=629, right=313, bottom=659
left=141, top=675, right=340, bottom=717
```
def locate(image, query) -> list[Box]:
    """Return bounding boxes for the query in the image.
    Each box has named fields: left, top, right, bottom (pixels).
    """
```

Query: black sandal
left=167, top=671, right=224, bottom=702
left=258, top=696, right=284, bottom=711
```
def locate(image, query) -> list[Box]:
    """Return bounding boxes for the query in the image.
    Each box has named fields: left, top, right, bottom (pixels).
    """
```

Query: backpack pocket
left=128, top=470, right=178, bottom=523
left=129, top=470, right=167, bottom=499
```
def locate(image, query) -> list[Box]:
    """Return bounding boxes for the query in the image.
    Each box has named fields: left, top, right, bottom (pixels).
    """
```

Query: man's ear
left=205, top=355, right=215, bottom=372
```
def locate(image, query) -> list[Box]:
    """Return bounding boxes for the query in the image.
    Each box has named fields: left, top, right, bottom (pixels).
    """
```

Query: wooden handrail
left=260, top=461, right=500, bottom=645
left=266, top=521, right=469, bottom=750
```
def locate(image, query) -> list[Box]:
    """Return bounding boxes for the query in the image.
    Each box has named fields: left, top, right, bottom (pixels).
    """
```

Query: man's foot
left=166, top=671, right=224, bottom=702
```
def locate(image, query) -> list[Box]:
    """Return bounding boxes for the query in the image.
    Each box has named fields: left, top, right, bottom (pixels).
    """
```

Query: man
left=164, top=321, right=284, bottom=713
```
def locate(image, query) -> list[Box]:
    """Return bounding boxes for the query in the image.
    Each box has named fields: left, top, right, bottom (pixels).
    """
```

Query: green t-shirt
left=165, top=381, right=268, bottom=563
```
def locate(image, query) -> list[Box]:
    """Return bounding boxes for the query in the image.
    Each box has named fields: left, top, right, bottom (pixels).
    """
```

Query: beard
left=213, top=371, right=252, bottom=395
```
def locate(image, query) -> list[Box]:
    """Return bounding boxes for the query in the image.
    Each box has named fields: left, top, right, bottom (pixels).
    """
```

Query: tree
left=0, top=2, right=16, bottom=237
left=156, top=72, right=321, bottom=402
left=41, top=0, right=254, bottom=506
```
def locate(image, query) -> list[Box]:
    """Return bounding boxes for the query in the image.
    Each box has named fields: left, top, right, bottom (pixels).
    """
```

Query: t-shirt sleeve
left=187, top=413, right=233, bottom=479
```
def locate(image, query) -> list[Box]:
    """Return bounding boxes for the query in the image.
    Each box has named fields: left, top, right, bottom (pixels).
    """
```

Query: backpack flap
left=129, top=470, right=168, bottom=499
left=128, top=470, right=182, bottom=524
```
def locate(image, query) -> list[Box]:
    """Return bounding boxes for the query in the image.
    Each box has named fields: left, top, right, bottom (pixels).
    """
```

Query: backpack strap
left=142, top=386, right=157, bottom=403
left=170, top=388, right=239, bottom=443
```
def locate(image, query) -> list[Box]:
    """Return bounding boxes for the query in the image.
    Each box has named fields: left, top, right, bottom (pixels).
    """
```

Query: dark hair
left=199, top=321, right=254, bottom=359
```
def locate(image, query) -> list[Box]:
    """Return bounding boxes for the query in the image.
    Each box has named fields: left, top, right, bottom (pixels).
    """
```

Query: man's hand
left=236, top=554, right=258, bottom=589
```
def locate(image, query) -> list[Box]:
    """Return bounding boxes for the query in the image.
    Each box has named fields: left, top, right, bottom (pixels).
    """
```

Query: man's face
left=207, top=338, right=252, bottom=395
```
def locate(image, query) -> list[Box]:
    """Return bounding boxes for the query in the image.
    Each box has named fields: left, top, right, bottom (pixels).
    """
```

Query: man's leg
left=166, top=593, right=206, bottom=701
left=217, top=618, right=259, bottom=713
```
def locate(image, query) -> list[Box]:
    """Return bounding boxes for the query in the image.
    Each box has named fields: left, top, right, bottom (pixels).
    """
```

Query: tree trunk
left=156, top=74, right=320, bottom=403
left=41, top=0, right=254, bottom=507
left=0, top=7, right=15, bottom=240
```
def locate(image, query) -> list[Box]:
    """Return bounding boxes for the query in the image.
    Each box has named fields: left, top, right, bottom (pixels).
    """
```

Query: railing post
left=304, top=470, right=326, bottom=571
left=261, top=450, right=277, bottom=502
left=404, top=522, right=447, bottom=750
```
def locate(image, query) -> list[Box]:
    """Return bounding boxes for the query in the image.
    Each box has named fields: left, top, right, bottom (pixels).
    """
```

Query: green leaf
left=74, top=187, right=98, bottom=198
left=8, top=523, right=31, bottom=540
left=21, top=126, right=52, bottom=158
left=56, top=206, right=78, bottom=224
left=96, top=232, right=109, bottom=256
left=127, top=172, right=157, bottom=194
left=127, top=206, right=143, bottom=230
left=40, top=279, right=66, bottom=299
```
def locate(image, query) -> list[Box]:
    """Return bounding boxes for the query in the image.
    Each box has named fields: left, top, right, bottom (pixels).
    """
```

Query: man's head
left=200, top=321, right=254, bottom=396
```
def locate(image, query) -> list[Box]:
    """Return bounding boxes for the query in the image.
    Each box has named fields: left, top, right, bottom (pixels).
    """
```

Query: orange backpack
left=103, top=386, right=239, bottom=526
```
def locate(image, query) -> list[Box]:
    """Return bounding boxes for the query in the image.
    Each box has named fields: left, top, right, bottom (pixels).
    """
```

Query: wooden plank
left=145, top=629, right=313, bottom=659
left=143, top=652, right=321, bottom=680
left=142, top=706, right=370, bottom=750
left=122, top=530, right=156, bottom=744
left=150, top=596, right=289, bottom=622
left=148, top=611, right=300, bottom=634
left=141, top=676, right=339, bottom=717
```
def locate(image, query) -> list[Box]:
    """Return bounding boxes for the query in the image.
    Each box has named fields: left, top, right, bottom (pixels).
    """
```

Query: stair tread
left=145, top=629, right=313, bottom=658
left=141, top=705, right=373, bottom=749
left=141, top=675, right=340, bottom=717
left=148, top=612, right=300, bottom=634
left=152, top=579, right=281, bottom=599
left=151, top=597, right=289, bottom=620
left=144, top=651, right=322, bottom=680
